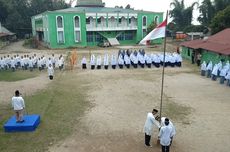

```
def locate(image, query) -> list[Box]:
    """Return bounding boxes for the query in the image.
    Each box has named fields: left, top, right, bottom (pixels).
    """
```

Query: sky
left=67, top=0, right=201, bottom=24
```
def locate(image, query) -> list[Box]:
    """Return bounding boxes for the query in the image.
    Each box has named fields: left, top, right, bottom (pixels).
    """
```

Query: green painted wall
left=202, top=50, right=230, bottom=64
left=47, top=12, right=87, bottom=48
left=137, top=12, right=163, bottom=43
left=181, top=46, right=230, bottom=64
left=32, top=11, right=163, bottom=48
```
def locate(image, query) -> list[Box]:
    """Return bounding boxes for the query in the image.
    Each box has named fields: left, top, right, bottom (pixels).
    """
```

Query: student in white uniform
left=0, top=57, right=4, bottom=70
left=219, top=67, right=228, bottom=84
left=10, top=57, right=16, bottom=72
left=51, top=54, right=56, bottom=68
left=144, top=54, right=150, bottom=68
left=118, top=54, right=124, bottom=69
left=81, top=56, right=87, bottom=69
left=12, top=90, right=25, bottom=123
left=58, top=55, right=64, bottom=71
left=96, top=55, right=102, bottom=69
left=90, top=54, right=96, bottom=70
left=206, top=61, right=213, bottom=78
left=211, top=64, right=218, bottom=81
left=48, top=64, right=54, bottom=80
left=160, top=117, right=176, bottom=145
left=201, top=61, right=207, bottom=76
left=29, top=57, right=33, bottom=71
left=158, top=118, right=173, bottom=152
left=103, top=54, right=109, bottom=70
left=124, top=54, right=131, bottom=69
left=111, top=54, right=117, bottom=69
left=225, top=70, right=230, bottom=87
left=143, top=109, right=160, bottom=147
left=38, top=58, right=42, bottom=71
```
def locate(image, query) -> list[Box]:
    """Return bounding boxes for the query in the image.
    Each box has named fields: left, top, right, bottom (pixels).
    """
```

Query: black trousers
left=161, top=145, right=170, bottom=152
left=91, top=65, right=95, bottom=70
left=112, top=65, right=116, bottom=69
left=104, top=65, right=108, bottom=69
left=49, top=75, right=53, bottom=80
left=82, top=64, right=87, bottom=69
left=145, top=133, right=151, bottom=146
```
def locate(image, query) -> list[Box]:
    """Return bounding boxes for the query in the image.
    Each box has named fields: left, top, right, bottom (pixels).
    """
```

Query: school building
left=31, top=0, right=163, bottom=49
left=180, top=28, right=230, bottom=64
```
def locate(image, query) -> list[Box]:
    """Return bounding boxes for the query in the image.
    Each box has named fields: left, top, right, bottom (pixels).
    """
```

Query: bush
left=23, top=37, right=39, bottom=48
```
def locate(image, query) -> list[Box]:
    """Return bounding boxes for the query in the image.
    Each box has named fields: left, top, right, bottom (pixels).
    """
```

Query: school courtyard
left=0, top=41, right=230, bottom=152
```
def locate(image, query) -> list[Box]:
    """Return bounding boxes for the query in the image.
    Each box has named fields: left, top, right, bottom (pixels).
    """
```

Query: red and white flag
left=139, top=19, right=167, bottom=45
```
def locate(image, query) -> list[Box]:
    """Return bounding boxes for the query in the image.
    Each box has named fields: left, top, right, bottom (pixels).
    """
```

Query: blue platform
left=4, top=114, right=40, bottom=132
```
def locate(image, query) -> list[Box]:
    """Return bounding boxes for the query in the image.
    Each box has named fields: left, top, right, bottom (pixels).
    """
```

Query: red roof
left=180, top=28, right=230, bottom=55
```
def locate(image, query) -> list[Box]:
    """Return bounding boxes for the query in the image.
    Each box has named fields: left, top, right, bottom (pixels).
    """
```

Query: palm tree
left=169, top=0, right=198, bottom=31
left=198, top=0, right=230, bottom=26
left=198, top=0, right=215, bottom=26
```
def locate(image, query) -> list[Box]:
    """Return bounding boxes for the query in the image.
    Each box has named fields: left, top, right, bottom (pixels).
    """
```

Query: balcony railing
left=86, top=24, right=137, bottom=31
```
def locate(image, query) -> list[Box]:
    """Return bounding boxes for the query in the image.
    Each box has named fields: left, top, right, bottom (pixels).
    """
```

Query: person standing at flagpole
left=143, top=109, right=160, bottom=147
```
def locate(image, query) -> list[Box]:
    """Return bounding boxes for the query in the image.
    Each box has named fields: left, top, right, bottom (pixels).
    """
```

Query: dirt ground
left=1, top=41, right=230, bottom=152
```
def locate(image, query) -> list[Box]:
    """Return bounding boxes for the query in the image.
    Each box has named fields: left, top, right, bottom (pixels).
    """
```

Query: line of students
left=201, top=60, right=230, bottom=87
left=0, top=54, right=65, bottom=72
left=81, top=49, right=182, bottom=70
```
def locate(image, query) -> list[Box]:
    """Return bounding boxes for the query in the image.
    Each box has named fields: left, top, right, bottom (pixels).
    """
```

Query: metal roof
left=180, top=28, right=230, bottom=55
left=0, top=26, right=15, bottom=37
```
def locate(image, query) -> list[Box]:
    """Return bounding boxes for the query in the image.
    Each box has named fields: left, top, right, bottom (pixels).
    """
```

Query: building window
left=56, top=16, right=64, bottom=44
left=143, top=16, right=147, bottom=26
left=74, top=16, right=80, bottom=28
left=75, top=31, right=81, bottom=42
left=97, top=17, right=102, bottom=24
left=129, top=18, right=131, bottom=24
left=154, top=16, right=159, bottom=25
left=58, top=31, right=64, bottom=43
left=74, top=16, right=81, bottom=42
left=86, top=17, right=90, bottom=24
left=142, top=29, right=147, bottom=37
left=87, top=32, right=94, bottom=42
left=57, top=16, right=63, bottom=28
left=95, top=33, right=104, bottom=42
left=118, top=18, right=122, bottom=24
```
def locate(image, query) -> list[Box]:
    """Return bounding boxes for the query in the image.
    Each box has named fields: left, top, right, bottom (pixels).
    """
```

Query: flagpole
left=159, top=10, right=168, bottom=120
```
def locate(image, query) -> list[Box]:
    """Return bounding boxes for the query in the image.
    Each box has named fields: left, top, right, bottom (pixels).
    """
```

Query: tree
left=1, top=0, right=70, bottom=37
left=0, top=0, right=8, bottom=23
left=198, top=0, right=215, bottom=26
left=147, top=21, right=157, bottom=34
left=169, top=0, right=198, bottom=31
left=213, top=0, right=230, bottom=12
left=125, top=4, right=131, bottom=9
left=210, top=5, right=230, bottom=34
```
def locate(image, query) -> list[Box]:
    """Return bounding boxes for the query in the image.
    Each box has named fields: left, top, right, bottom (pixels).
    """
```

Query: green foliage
left=169, top=0, right=198, bottom=30
left=210, top=5, right=230, bottom=34
left=0, top=0, right=8, bottom=22
left=147, top=21, right=157, bottom=34
left=0, top=0, right=70, bottom=38
left=0, top=72, right=90, bottom=152
left=23, top=37, right=39, bottom=48
left=0, top=70, right=39, bottom=82
left=198, top=0, right=230, bottom=26
left=198, top=0, right=215, bottom=26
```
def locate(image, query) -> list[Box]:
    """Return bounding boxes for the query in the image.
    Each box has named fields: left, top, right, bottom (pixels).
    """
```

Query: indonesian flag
left=139, top=19, right=167, bottom=45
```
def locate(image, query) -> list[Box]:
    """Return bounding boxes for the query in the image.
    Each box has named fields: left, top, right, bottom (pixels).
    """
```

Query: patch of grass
left=0, top=72, right=90, bottom=152
left=0, top=70, right=39, bottom=82
left=161, top=94, right=192, bottom=124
